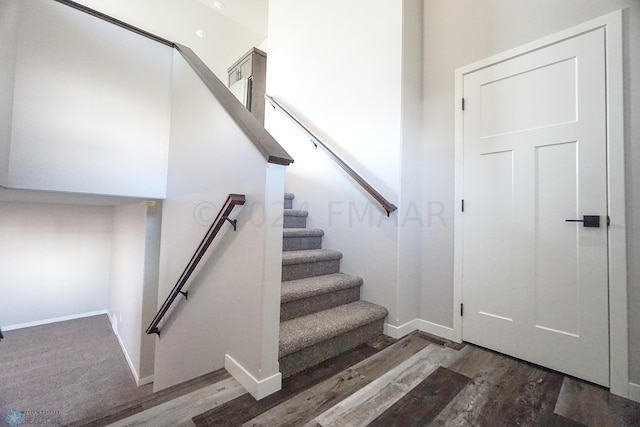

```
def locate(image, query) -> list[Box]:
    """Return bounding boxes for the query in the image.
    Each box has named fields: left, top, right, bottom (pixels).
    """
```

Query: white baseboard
left=110, top=314, right=142, bottom=386
left=109, top=313, right=153, bottom=387
left=384, top=318, right=460, bottom=343
left=629, top=382, right=640, bottom=403
left=137, top=374, right=154, bottom=387
left=415, top=319, right=459, bottom=342
left=3, top=310, right=108, bottom=331
left=225, top=354, right=281, bottom=400
left=384, top=319, right=420, bottom=339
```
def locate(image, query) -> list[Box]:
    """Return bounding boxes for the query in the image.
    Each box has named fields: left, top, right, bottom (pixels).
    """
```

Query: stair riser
left=279, top=319, right=385, bottom=378
left=280, top=287, right=361, bottom=321
left=283, top=216, right=306, bottom=228
left=284, top=199, right=293, bottom=209
left=282, top=259, right=340, bottom=281
left=283, top=236, right=322, bottom=251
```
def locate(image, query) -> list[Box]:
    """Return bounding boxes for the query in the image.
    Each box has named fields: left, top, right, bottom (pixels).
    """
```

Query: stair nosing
left=282, top=249, right=342, bottom=265
left=279, top=300, right=388, bottom=357
left=281, top=273, right=363, bottom=303
left=283, top=209, right=308, bottom=217
left=283, top=228, right=324, bottom=237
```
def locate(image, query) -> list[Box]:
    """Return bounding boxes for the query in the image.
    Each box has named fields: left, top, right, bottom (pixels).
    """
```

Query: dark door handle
left=565, top=215, right=600, bottom=228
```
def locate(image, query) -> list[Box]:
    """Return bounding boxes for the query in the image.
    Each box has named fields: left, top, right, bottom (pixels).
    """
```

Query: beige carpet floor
left=0, top=315, right=153, bottom=425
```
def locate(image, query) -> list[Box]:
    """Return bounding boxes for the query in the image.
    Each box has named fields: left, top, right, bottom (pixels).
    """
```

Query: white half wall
left=0, top=201, right=112, bottom=328
left=6, top=1, right=172, bottom=198
left=421, top=0, right=640, bottom=391
left=0, top=0, right=19, bottom=185
left=109, top=202, right=160, bottom=385
left=152, top=51, right=284, bottom=396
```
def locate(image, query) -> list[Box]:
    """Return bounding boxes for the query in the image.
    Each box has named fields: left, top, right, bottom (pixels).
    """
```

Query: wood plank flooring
left=94, top=331, right=640, bottom=426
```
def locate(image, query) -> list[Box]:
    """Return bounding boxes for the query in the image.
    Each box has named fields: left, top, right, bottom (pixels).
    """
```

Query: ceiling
left=196, top=0, right=269, bottom=37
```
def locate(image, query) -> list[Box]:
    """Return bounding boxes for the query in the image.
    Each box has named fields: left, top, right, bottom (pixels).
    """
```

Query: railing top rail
left=176, top=45, right=293, bottom=166
left=266, top=95, right=398, bottom=216
left=53, top=0, right=293, bottom=167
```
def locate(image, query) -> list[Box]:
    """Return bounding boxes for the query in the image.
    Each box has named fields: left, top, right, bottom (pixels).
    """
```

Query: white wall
left=109, top=202, right=160, bottom=385
left=0, top=202, right=112, bottom=328
left=0, top=0, right=19, bottom=185
left=152, top=51, right=284, bottom=397
left=266, top=0, right=427, bottom=331
left=140, top=202, right=162, bottom=381
left=7, top=1, right=172, bottom=198
left=421, top=0, right=640, bottom=386
left=397, top=0, right=424, bottom=327
left=266, top=0, right=414, bottom=327
left=71, top=0, right=267, bottom=84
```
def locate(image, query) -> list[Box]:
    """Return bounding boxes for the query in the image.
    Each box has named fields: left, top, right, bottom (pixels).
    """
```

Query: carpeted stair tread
left=282, top=228, right=324, bottom=251
left=281, top=273, right=362, bottom=303
left=283, top=228, right=324, bottom=238
left=284, top=193, right=295, bottom=209
left=279, top=300, right=388, bottom=357
left=283, top=209, right=308, bottom=217
left=282, top=249, right=342, bottom=266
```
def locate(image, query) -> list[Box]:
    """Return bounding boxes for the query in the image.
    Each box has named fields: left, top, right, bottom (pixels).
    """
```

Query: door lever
left=565, top=215, right=600, bottom=228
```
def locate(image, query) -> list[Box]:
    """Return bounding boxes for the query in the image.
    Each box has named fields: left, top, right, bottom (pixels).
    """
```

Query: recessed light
left=196, top=29, right=207, bottom=38
left=213, top=1, right=225, bottom=9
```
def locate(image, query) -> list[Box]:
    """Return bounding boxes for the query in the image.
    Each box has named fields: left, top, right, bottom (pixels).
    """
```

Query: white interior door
left=461, top=28, right=609, bottom=386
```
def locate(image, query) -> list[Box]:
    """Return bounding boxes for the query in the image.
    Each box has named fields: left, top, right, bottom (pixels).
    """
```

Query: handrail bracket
left=223, top=216, right=238, bottom=231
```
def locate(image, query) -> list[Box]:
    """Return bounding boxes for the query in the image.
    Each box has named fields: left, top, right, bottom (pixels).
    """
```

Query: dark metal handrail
left=265, top=95, right=398, bottom=216
left=146, top=194, right=246, bottom=335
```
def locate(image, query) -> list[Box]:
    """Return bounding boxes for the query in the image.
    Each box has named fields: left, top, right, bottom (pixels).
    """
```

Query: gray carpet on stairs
left=279, top=194, right=390, bottom=378
left=280, top=273, right=363, bottom=321
left=0, top=315, right=153, bottom=425
left=279, top=300, right=389, bottom=357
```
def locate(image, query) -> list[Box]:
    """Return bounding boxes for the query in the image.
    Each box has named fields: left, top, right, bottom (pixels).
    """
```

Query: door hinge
left=607, top=216, right=611, bottom=227
left=461, top=98, right=465, bottom=111
left=461, top=199, right=465, bottom=212
left=460, top=303, right=464, bottom=316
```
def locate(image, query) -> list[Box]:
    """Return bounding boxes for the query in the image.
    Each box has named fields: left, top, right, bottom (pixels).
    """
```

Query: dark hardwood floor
left=189, top=332, right=640, bottom=427
left=82, top=330, right=640, bottom=426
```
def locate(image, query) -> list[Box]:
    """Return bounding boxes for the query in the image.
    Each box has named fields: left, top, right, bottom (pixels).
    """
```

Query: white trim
left=629, top=383, right=640, bottom=403
left=453, top=10, right=627, bottom=397
left=601, top=10, right=628, bottom=399
left=137, top=375, right=154, bottom=387
left=109, top=313, right=143, bottom=386
left=416, top=319, right=459, bottom=342
left=2, top=309, right=108, bottom=331
left=385, top=319, right=459, bottom=343
left=384, top=319, right=420, bottom=339
left=225, top=354, right=282, bottom=400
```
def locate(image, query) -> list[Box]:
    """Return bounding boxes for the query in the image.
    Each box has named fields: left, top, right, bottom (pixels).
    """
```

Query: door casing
left=453, top=10, right=628, bottom=398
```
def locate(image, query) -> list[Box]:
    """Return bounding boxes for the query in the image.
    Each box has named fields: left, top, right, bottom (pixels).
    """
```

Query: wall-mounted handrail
left=53, top=0, right=293, bottom=167
left=146, top=194, right=245, bottom=335
left=266, top=95, right=398, bottom=216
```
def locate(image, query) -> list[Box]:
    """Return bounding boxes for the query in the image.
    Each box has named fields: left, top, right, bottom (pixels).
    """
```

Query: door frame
left=453, top=10, right=628, bottom=398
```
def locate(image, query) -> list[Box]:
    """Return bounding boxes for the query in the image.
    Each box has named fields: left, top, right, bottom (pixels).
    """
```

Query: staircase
left=278, top=193, right=389, bottom=377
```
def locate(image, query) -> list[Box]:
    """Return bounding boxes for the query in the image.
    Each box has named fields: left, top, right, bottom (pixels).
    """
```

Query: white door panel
left=461, top=28, right=609, bottom=386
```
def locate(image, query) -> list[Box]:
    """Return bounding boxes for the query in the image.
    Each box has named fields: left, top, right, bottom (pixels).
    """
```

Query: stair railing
left=146, top=194, right=246, bottom=336
left=265, top=95, right=398, bottom=216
